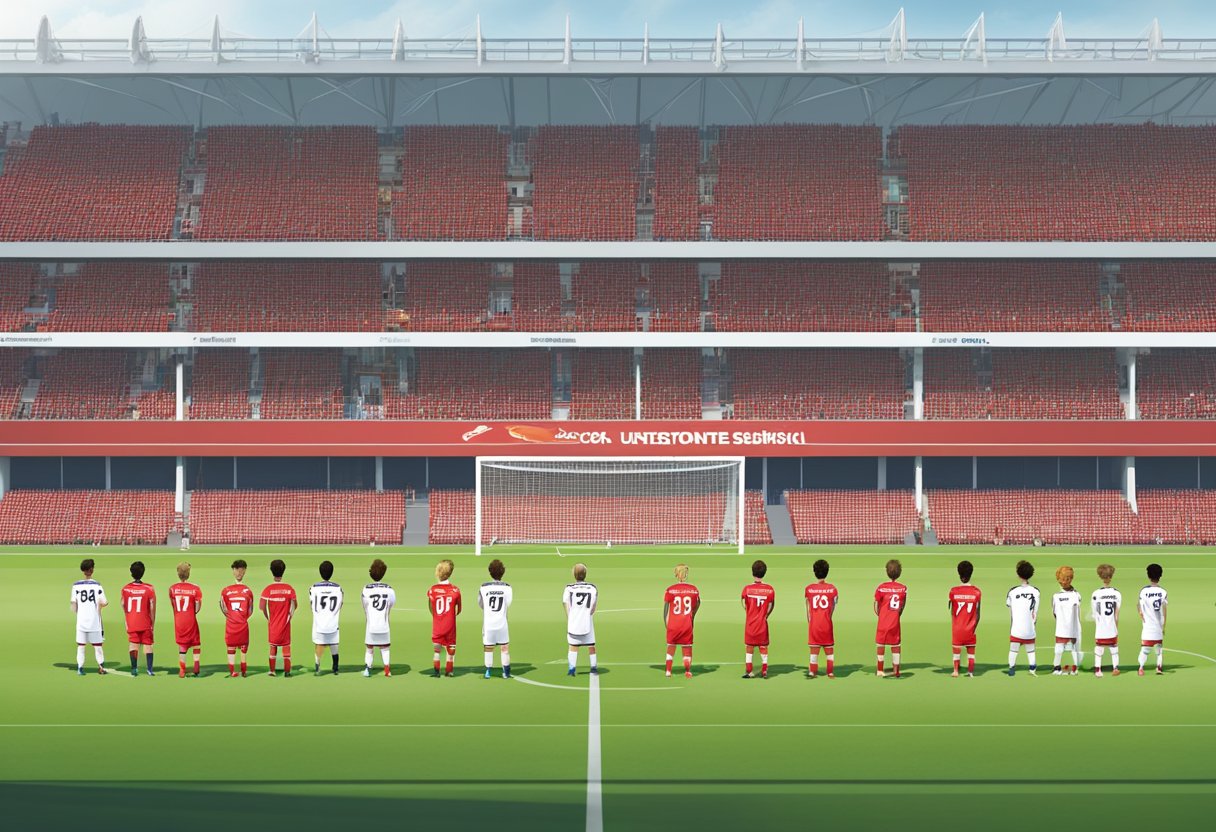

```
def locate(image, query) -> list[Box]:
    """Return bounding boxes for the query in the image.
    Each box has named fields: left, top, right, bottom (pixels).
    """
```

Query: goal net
left=475, top=457, right=745, bottom=554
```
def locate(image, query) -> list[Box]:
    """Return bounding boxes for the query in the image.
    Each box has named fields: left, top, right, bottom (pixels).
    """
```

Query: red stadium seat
left=193, top=262, right=382, bottom=332
left=190, top=490, right=404, bottom=545
left=1136, top=350, right=1216, bottom=419
left=530, top=126, right=639, bottom=241
left=395, top=126, right=507, bottom=240
left=927, top=489, right=1139, bottom=544
left=711, top=262, right=901, bottom=332
left=727, top=349, right=905, bottom=420
left=1135, top=490, right=1216, bottom=544
left=786, top=490, right=919, bottom=544
left=0, top=490, right=176, bottom=544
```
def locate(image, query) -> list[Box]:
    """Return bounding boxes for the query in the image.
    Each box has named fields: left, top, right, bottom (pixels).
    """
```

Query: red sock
left=953, top=647, right=961, bottom=673
left=269, top=646, right=277, bottom=673
left=665, top=657, right=673, bottom=674
left=877, top=651, right=885, bottom=673
left=283, top=648, right=291, bottom=675
left=179, top=659, right=186, bottom=676
left=968, top=653, right=976, bottom=674
left=240, top=660, right=247, bottom=675
left=746, top=660, right=753, bottom=674
left=760, top=654, right=768, bottom=675
left=227, top=649, right=236, bottom=672
left=682, top=646, right=692, bottom=672
left=826, top=653, right=834, bottom=675
left=193, top=651, right=200, bottom=675
left=810, top=647, right=819, bottom=675
left=445, top=647, right=454, bottom=674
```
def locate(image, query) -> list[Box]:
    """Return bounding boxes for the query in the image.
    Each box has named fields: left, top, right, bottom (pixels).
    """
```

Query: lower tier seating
left=745, top=490, right=773, bottom=545
left=189, top=489, right=404, bottom=545
left=786, top=490, right=919, bottom=544
left=1135, top=490, right=1216, bottom=544
left=927, top=489, right=1140, bottom=545
left=1136, top=350, right=1216, bottom=419
left=0, top=489, right=176, bottom=544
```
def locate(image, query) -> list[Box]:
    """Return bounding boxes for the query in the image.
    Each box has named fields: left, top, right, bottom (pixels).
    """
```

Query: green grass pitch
left=1, top=544, right=1213, bottom=830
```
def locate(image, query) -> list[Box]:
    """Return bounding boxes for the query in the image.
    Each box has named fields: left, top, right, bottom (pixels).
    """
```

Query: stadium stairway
left=403, top=497, right=429, bottom=546
left=764, top=502, right=797, bottom=546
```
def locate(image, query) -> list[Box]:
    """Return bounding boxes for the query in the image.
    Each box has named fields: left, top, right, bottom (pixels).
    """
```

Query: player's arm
left=662, top=600, right=671, bottom=626
left=259, top=596, right=269, bottom=619
left=873, top=598, right=880, bottom=616
left=1162, top=600, right=1167, bottom=631
left=975, top=600, right=981, bottom=625
left=98, top=589, right=108, bottom=609
left=691, top=595, right=700, bottom=622
left=288, top=597, right=297, bottom=621
left=478, top=590, right=485, bottom=610
left=455, top=592, right=462, bottom=616
left=428, top=593, right=436, bottom=617
left=765, top=597, right=775, bottom=619
left=1139, top=602, right=1146, bottom=623
left=808, top=596, right=814, bottom=622
left=149, top=593, right=156, bottom=627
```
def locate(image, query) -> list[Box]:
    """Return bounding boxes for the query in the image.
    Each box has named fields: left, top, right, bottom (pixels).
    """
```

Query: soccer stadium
left=0, top=8, right=1214, bottom=830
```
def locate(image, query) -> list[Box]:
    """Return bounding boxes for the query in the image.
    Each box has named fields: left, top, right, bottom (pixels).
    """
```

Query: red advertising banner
left=0, top=420, right=1213, bottom=457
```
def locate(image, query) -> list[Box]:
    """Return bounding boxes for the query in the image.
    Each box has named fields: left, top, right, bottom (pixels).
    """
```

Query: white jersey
left=309, top=581, right=343, bottom=634
left=563, top=581, right=598, bottom=636
left=361, top=582, right=396, bottom=633
left=71, top=579, right=107, bottom=632
left=1005, top=584, right=1041, bottom=641
left=1091, top=586, right=1122, bottom=641
left=1138, top=585, right=1168, bottom=642
left=1052, top=590, right=1083, bottom=640
left=479, top=581, right=513, bottom=630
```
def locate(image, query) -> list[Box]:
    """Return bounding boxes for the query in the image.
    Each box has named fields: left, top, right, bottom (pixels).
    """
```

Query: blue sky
left=0, top=1, right=1211, bottom=39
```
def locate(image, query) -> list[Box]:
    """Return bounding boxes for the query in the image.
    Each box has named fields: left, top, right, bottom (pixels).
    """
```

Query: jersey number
left=173, top=594, right=192, bottom=613
left=371, top=593, right=390, bottom=612
left=573, top=592, right=591, bottom=608
left=77, top=589, right=97, bottom=604
left=810, top=595, right=832, bottom=611
left=671, top=596, right=694, bottom=616
left=1103, top=600, right=1116, bottom=616
left=125, top=596, right=142, bottom=614
left=487, top=595, right=504, bottom=612
left=315, top=595, right=338, bottom=612
left=228, top=599, right=244, bottom=612
left=889, top=595, right=902, bottom=611
left=954, top=601, right=974, bottom=615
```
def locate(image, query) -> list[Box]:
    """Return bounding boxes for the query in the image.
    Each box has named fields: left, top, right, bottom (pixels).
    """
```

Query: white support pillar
left=326, top=457, right=331, bottom=489
left=761, top=457, right=768, bottom=502
left=473, top=458, right=483, bottom=555
left=634, top=350, right=642, bottom=419
left=1124, top=457, right=1137, bottom=513
left=914, top=456, right=923, bottom=513
left=0, top=457, right=10, bottom=501
left=375, top=456, right=384, bottom=492
left=175, top=456, right=184, bottom=513
left=877, top=457, right=888, bottom=491
left=175, top=357, right=185, bottom=420
left=912, top=348, right=924, bottom=420
left=105, top=457, right=112, bottom=490
left=1126, top=350, right=1138, bottom=420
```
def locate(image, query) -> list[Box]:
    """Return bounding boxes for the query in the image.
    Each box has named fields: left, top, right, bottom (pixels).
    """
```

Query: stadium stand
left=386, top=349, right=551, bottom=420
left=529, top=126, right=639, bottom=240
left=188, top=349, right=251, bottom=420
left=894, top=125, right=1216, bottom=241
left=389, top=261, right=493, bottom=332
left=1122, top=261, right=1216, bottom=331
left=641, top=349, right=702, bottom=419
left=259, top=349, right=344, bottom=420
left=192, top=261, right=382, bottom=332
left=918, top=261, right=1111, bottom=332
left=39, top=263, right=172, bottom=332
left=0, top=489, right=176, bottom=544
left=395, top=126, right=508, bottom=240
left=711, top=262, right=901, bottom=332
left=196, top=126, right=379, bottom=241
left=0, top=263, right=36, bottom=331
left=744, top=490, right=773, bottom=545
left=1136, top=350, right=1216, bottom=419
left=926, top=489, right=1140, bottom=544
left=786, top=490, right=920, bottom=544
left=189, top=489, right=404, bottom=545
left=570, top=349, right=634, bottom=419
left=711, top=125, right=883, bottom=241
left=0, top=349, right=27, bottom=419
left=571, top=263, right=638, bottom=331
left=924, top=349, right=1124, bottom=420
left=1135, top=490, right=1216, bottom=545
left=510, top=262, right=565, bottom=331
left=652, top=126, right=701, bottom=241
left=0, top=125, right=189, bottom=241
left=428, top=489, right=474, bottom=545
left=728, top=349, right=906, bottom=419
left=646, top=262, right=701, bottom=332
left=29, top=350, right=132, bottom=420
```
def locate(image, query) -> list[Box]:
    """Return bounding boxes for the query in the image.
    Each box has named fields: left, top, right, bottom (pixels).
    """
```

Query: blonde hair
left=176, top=561, right=191, bottom=581
left=573, top=563, right=588, bottom=582
left=674, top=564, right=689, bottom=582
left=1097, top=563, right=1116, bottom=582
left=1055, top=565, right=1074, bottom=591
left=435, top=559, right=454, bottom=581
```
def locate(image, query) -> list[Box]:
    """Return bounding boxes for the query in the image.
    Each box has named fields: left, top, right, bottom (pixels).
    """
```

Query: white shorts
left=313, top=630, right=340, bottom=646
left=76, top=629, right=103, bottom=644
left=568, top=629, right=596, bottom=646
left=483, top=626, right=510, bottom=646
left=365, top=630, right=391, bottom=646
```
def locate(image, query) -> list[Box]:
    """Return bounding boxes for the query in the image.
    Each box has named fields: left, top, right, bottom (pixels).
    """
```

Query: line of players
left=70, top=555, right=1169, bottom=680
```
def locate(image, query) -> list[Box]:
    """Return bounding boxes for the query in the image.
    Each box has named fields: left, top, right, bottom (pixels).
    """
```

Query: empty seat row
left=0, top=489, right=176, bottom=544
left=189, top=489, right=404, bottom=545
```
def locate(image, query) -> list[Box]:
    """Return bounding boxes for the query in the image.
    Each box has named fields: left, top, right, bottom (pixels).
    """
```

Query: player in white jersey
left=1051, top=565, right=1083, bottom=675
left=1091, top=563, right=1122, bottom=677
left=1005, top=560, right=1041, bottom=676
left=1137, top=563, right=1168, bottom=676
left=309, top=560, right=343, bottom=676
left=479, top=558, right=513, bottom=679
left=71, top=558, right=108, bottom=675
left=361, top=558, right=396, bottom=678
left=563, top=563, right=599, bottom=676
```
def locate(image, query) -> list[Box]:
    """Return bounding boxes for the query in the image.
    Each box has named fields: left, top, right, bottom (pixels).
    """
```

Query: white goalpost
left=474, top=456, right=746, bottom=555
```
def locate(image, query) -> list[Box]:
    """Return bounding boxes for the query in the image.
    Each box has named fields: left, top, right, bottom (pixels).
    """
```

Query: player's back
left=479, top=581, right=512, bottom=628
left=875, top=580, right=908, bottom=628
left=121, top=581, right=155, bottom=631
left=261, top=582, right=297, bottom=643
left=742, top=582, right=775, bottom=631
left=1006, top=584, right=1040, bottom=639
left=949, top=584, right=981, bottom=640
left=221, top=584, right=254, bottom=629
left=1091, top=586, right=1122, bottom=640
left=1053, top=590, right=1082, bottom=639
left=564, top=581, right=598, bottom=635
left=310, top=581, right=343, bottom=633
left=362, top=582, right=395, bottom=631
left=1138, top=585, right=1167, bottom=639
left=428, top=582, right=460, bottom=627
left=665, top=583, right=700, bottom=625
left=72, top=579, right=106, bottom=631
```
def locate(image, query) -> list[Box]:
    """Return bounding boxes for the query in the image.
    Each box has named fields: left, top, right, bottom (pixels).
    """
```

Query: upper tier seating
left=189, top=350, right=250, bottom=420
left=510, top=263, right=564, bottom=331
left=190, top=489, right=404, bottom=545
left=570, top=263, right=638, bottom=331
left=570, top=349, right=634, bottom=419
left=0, top=489, right=176, bottom=544
left=652, top=126, right=701, bottom=241
left=1135, top=490, right=1216, bottom=544
left=391, top=261, right=493, bottom=332
left=641, top=349, right=701, bottom=419
left=386, top=349, right=551, bottom=420
left=29, top=350, right=131, bottom=420
left=197, top=126, right=378, bottom=240
left=894, top=125, right=1216, bottom=241
left=927, top=489, right=1141, bottom=544
left=429, top=489, right=474, bottom=544
left=1121, top=261, right=1216, bottom=331
left=395, top=126, right=507, bottom=240
left=786, top=490, right=919, bottom=544
left=1136, top=350, right=1216, bottom=419
left=0, top=349, right=27, bottom=419
left=711, top=262, right=902, bottom=332
left=918, top=261, right=1111, bottom=331
left=646, top=263, right=701, bottom=332
left=193, top=262, right=382, bottom=332
left=728, top=349, right=906, bottom=419
left=0, top=125, right=189, bottom=240
left=40, top=263, right=171, bottom=332
left=529, top=126, right=639, bottom=240
left=711, top=125, right=883, bottom=240
left=924, top=349, right=1123, bottom=420
left=259, top=349, right=343, bottom=420
left=0, top=263, right=36, bottom=332
left=745, top=490, right=773, bottom=545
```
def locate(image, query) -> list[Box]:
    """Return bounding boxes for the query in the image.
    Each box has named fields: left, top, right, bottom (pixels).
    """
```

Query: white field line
left=586, top=672, right=603, bottom=832
left=2, top=722, right=1213, bottom=730
left=512, top=676, right=679, bottom=692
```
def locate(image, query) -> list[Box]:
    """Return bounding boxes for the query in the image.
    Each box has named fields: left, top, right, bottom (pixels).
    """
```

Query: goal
left=474, top=457, right=745, bottom=554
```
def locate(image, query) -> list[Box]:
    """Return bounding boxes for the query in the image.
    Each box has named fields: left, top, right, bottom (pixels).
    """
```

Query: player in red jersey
left=663, top=564, right=701, bottom=678
left=874, top=559, right=908, bottom=678
left=220, top=559, right=255, bottom=677
left=948, top=560, right=982, bottom=678
left=428, top=559, right=462, bottom=677
left=259, top=559, right=297, bottom=677
left=120, top=561, right=157, bottom=677
left=741, top=560, right=775, bottom=679
left=804, top=559, right=839, bottom=679
left=169, top=561, right=203, bottom=678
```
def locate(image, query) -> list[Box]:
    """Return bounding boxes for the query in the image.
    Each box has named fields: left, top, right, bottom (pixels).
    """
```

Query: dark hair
left=1146, top=563, right=1163, bottom=582
left=812, top=559, right=829, bottom=580
left=230, top=559, right=247, bottom=570
left=1016, top=560, right=1035, bottom=581
left=957, top=560, right=974, bottom=582
left=489, top=559, right=506, bottom=581
left=751, top=560, right=767, bottom=579
left=318, top=560, right=334, bottom=581
left=885, top=559, right=902, bottom=580
left=369, top=559, right=387, bottom=582
left=269, top=559, right=286, bottom=578
left=129, top=561, right=145, bottom=581
left=80, top=559, right=95, bottom=573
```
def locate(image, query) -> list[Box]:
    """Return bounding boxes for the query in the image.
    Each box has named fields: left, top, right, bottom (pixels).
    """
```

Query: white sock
left=1054, top=643, right=1064, bottom=666
left=1155, top=645, right=1163, bottom=668
left=568, top=650, right=578, bottom=670
left=76, top=646, right=86, bottom=669
left=826, top=651, right=834, bottom=665
left=485, top=652, right=494, bottom=668
left=1110, top=647, right=1119, bottom=669
left=759, top=651, right=768, bottom=667
left=1073, top=647, right=1083, bottom=669
left=1009, top=647, right=1018, bottom=668
left=1139, top=646, right=1150, bottom=669
left=892, top=652, right=901, bottom=667
left=665, top=652, right=674, bottom=664
left=1026, top=647, right=1036, bottom=669
left=745, top=652, right=753, bottom=668
left=380, top=648, right=390, bottom=667
left=1094, top=645, right=1105, bottom=670
left=364, top=648, right=374, bottom=668
left=502, top=651, right=510, bottom=667
left=329, top=644, right=339, bottom=655
left=93, top=646, right=105, bottom=667
left=589, top=653, right=597, bottom=669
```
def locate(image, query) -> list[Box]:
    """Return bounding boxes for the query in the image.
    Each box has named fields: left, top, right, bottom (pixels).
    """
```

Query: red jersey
left=221, top=584, right=255, bottom=647
left=874, top=580, right=908, bottom=645
left=260, top=582, right=297, bottom=646
left=741, top=581, right=775, bottom=646
left=663, top=583, right=700, bottom=645
left=948, top=584, right=982, bottom=646
left=805, top=582, right=839, bottom=646
left=428, top=582, right=461, bottom=644
left=120, top=582, right=156, bottom=635
left=169, top=582, right=202, bottom=647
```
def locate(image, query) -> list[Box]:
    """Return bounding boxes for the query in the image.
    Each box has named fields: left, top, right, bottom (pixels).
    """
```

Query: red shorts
left=177, top=637, right=201, bottom=650
left=666, top=627, right=693, bottom=646
left=225, top=628, right=249, bottom=649
left=1055, top=636, right=1077, bottom=643
left=809, top=627, right=835, bottom=647
left=875, top=628, right=902, bottom=646
left=1009, top=636, right=1036, bottom=645
left=1095, top=637, right=1118, bottom=647
left=1142, top=639, right=1163, bottom=647
left=952, top=630, right=977, bottom=648
left=744, top=628, right=769, bottom=648
left=127, top=629, right=154, bottom=645
left=432, top=629, right=456, bottom=647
